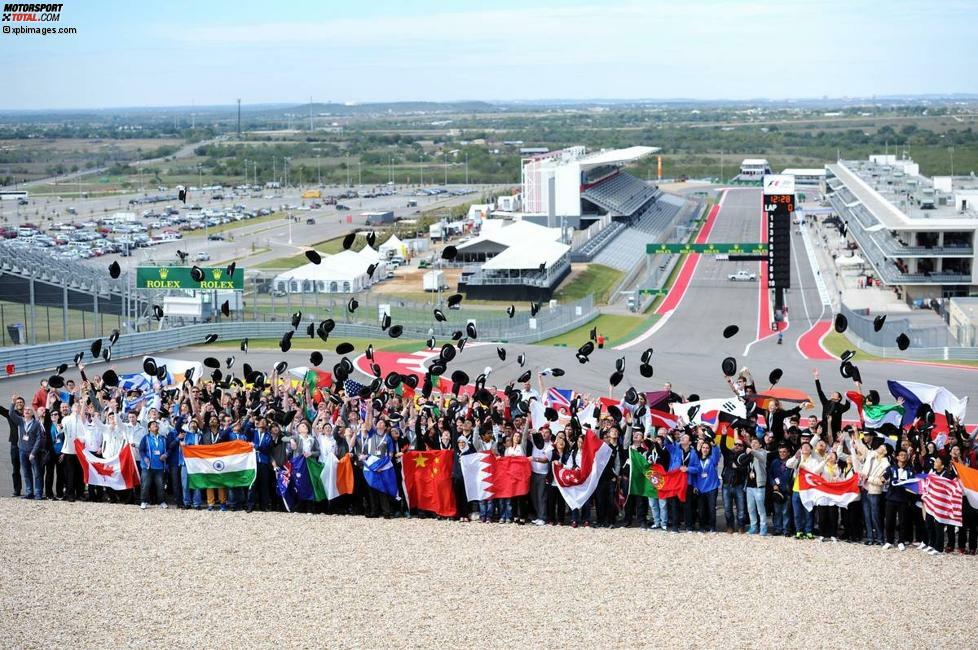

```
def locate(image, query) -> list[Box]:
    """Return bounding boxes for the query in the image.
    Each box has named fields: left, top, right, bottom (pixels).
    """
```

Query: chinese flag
left=402, top=450, right=456, bottom=517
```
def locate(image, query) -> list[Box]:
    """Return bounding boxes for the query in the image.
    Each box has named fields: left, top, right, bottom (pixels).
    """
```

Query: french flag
left=886, top=380, right=968, bottom=435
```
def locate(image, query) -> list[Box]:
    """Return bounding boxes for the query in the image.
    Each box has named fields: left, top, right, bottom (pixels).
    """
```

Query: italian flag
left=183, top=440, right=257, bottom=489
left=797, top=468, right=859, bottom=512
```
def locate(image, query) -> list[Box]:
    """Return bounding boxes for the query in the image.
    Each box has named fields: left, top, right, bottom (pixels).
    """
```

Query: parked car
left=335, top=204, right=350, bottom=211
left=305, top=218, right=316, bottom=225
left=207, top=234, right=225, bottom=241
left=728, top=270, right=757, bottom=282
left=194, top=251, right=211, bottom=261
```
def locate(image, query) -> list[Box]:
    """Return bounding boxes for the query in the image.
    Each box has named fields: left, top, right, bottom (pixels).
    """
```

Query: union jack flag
left=545, top=388, right=575, bottom=413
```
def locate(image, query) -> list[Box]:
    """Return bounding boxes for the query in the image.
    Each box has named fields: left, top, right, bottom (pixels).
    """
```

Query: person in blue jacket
left=663, top=431, right=696, bottom=532
left=138, top=420, right=168, bottom=509
left=226, top=420, right=252, bottom=511
left=688, top=438, right=721, bottom=532
left=248, top=417, right=274, bottom=512
left=169, top=418, right=202, bottom=509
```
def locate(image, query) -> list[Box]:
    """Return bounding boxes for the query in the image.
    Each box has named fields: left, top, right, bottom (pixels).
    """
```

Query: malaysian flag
left=545, top=388, right=574, bottom=413
left=922, top=473, right=963, bottom=526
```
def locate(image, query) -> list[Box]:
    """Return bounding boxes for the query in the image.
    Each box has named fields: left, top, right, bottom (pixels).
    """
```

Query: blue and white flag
left=363, top=454, right=399, bottom=498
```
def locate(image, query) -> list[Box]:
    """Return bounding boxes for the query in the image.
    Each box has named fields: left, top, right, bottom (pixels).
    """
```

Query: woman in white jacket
left=786, top=442, right=825, bottom=539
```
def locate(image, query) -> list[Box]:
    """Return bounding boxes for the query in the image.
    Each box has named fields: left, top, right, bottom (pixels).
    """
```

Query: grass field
left=255, top=235, right=364, bottom=270
left=538, top=313, right=647, bottom=348
left=554, top=264, right=624, bottom=305
left=821, top=330, right=978, bottom=367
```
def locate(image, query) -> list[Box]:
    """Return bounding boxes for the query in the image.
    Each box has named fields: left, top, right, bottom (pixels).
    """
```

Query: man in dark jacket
left=720, top=432, right=749, bottom=533
left=11, top=399, right=45, bottom=500
left=5, top=395, right=26, bottom=496
left=813, top=369, right=851, bottom=441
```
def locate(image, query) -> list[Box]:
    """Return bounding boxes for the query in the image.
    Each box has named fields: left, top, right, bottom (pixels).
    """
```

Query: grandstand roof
left=482, top=240, right=570, bottom=271
left=578, top=146, right=659, bottom=170
left=782, top=168, right=826, bottom=177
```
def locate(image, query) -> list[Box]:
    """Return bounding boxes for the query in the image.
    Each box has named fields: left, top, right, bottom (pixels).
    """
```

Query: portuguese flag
left=629, top=448, right=658, bottom=498
left=183, top=440, right=257, bottom=489
left=628, top=448, right=688, bottom=502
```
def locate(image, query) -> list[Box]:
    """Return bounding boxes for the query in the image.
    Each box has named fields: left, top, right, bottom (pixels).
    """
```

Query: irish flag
left=74, top=439, right=140, bottom=491
left=797, top=468, right=859, bottom=511
left=183, top=440, right=257, bottom=489
left=954, top=463, right=978, bottom=510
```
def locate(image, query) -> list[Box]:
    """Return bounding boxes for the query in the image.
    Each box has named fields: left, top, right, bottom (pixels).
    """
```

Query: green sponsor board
left=645, top=243, right=768, bottom=255
left=638, top=288, right=667, bottom=296
left=136, top=266, right=245, bottom=290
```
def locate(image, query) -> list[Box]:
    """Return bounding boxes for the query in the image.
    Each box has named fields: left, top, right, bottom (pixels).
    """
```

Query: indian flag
left=183, top=440, right=257, bottom=489
left=862, top=403, right=905, bottom=429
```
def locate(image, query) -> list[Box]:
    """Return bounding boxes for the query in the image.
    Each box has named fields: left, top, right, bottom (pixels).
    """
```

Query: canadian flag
left=460, top=452, right=532, bottom=501
left=74, top=439, right=140, bottom=490
left=552, top=430, right=612, bottom=510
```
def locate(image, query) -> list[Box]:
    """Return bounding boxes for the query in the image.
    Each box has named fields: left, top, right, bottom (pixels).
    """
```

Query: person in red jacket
left=31, top=380, right=49, bottom=413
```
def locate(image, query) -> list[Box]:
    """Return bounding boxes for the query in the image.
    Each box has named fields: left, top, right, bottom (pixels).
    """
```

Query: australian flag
left=290, top=455, right=316, bottom=501
left=276, top=460, right=296, bottom=513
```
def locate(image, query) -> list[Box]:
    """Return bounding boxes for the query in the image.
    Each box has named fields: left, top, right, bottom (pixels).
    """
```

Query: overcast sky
left=1, top=0, right=975, bottom=109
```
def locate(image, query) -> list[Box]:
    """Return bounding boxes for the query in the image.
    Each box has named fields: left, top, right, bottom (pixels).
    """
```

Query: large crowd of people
left=7, top=357, right=978, bottom=558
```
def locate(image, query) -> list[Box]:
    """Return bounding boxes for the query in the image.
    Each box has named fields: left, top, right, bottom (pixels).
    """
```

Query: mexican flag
left=74, top=439, right=140, bottom=490
left=183, top=440, right=257, bottom=489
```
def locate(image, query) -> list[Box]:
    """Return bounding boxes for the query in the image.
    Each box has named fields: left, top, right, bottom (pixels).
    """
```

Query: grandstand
left=0, top=240, right=137, bottom=325
left=593, top=196, right=685, bottom=271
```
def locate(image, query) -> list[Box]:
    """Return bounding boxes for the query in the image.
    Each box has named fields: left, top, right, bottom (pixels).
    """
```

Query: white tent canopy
left=835, top=255, right=866, bottom=268
left=379, top=234, right=404, bottom=256
left=482, top=239, right=570, bottom=271
left=273, top=249, right=384, bottom=294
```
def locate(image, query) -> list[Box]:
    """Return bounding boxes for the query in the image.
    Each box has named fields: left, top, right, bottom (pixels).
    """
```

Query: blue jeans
left=862, top=491, right=883, bottom=543
left=20, top=450, right=41, bottom=498
left=181, top=465, right=202, bottom=507
left=792, top=492, right=814, bottom=534
left=499, top=498, right=512, bottom=521
left=722, top=484, right=746, bottom=529
left=745, top=486, right=767, bottom=534
left=772, top=494, right=793, bottom=535
left=649, top=497, right=668, bottom=529
left=227, top=487, right=245, bottom=510
left=479, top=499, right=493, bottom=520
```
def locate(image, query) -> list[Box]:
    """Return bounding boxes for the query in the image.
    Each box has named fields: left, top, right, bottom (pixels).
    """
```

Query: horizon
left=1, top=0, right=976, bottom=110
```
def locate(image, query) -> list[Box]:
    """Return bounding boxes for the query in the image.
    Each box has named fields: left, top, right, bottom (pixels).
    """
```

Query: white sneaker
left=830, top=537, right=839, bottom=543
left=140, top=503, right=148, bottom=510
left=881, top=542, right=892, bottom=550
left=160, top=502, right=169, bottom=509
left=898, top=543, right=906, bottom=551
left=917, top=542, right=927, bottom=550
left=533, top=519, right=545, bottom=526
left=818, top=536, right=826, bottom=542
left=928, top=548, right=939, bottom=556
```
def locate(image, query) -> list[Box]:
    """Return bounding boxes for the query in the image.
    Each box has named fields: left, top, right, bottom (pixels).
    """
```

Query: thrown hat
left=641, top=347, right=653, bottom=364
left=155, top=365, right=168, bottom=382
left=333, top=362, right=349, bottom=383
left=873, top=314, right=886, bottom=332
left=384, top=372, right=402, bottom=390
left=108, top=329, right=120, bottom=346
left=840, top=350, right=856, bottom=362
left=721, top=356, right=737, bottom=377
left=451, top=370, right=469, bottom=386
left=550, top=368, right=565, bottom=377
left=497, top=347, right=506, bottom=361
left=589, top=327, right=597, bottom=342
left=225, top=356, right=235, bottom=369
left=769, top=368, right=783, bottom=385
left=291, top=311, right=302, bottom=329
left=834, top=313, right=848, bottom=334
left=850, top=364, right=862, bottom=384
left=274, top=361, right=288, bottom=375
left=447, top=293, right=463, bottom=309
left=576, top=353, right=589, bottom=364
left=466, top=322, right=477, bottom=339
left=403, top=374, right=419, bottom=389
left=153, top=305, right=164, bottom=320
left=221, top=301, right=230, bottom=318
left=49, top=375, right=65, bottom=389
left=343, top=233, right=356, bottom=250
left=204, top=334, right=219, bottom=344
left=240, top=338, right=249, bottom=353
left=389, top=325, right=403, bottom=338
left=615, top=357, right=625, bottom=373
left=203, top=357, right=220, bottom=369
left=55, top=363, right=68, bottom=375
left=840, top=360, right=853, bottom=379
left=433, top=309, right=447, bottom=322
left=370, top=362, right=382, bottom=378
left=306, top=322, right=315, bottom=338
left=305, top=250, right=322, bottom=264
left=381, top=313, right=392, bottom=331
left=143, top=358, right=158, bottom=376
left=102, top=369, right=119, bottom=387
left=279, top=331, right=293, bottom=352
left=366, top=344, right=374, bottom=361
left=456, top=337, right=467, bottom=351
left=577, top=341, right=594, bottom=357
left=517, top=353, right=526, bottom=367
left=442, top=245, right=457, bottom=261
left=506, top=305, right=515, bottom=318
left=439, top=343, right=457, bottom=362
left=607, top=404, right=622, bottom=422
left=90, top=339, right=103, bottom=358
left=896, top=333, right=910, bottom=351
left=639, top=363, right=654, bottom=378
left=426, top=336, right=436, bottom=349
left=544, top=407, right=559, bottom=422
left=336, top=342, right=354, bottom=355
left=365, top=231, right=377, bottom=248
left=723, top=324, right=739, bottom=339
left=226, top=262, right=236, bottom=278
left=73, top=352, right=84, bottom=366
left=191, top=266, right=205, bottom=282
left=310, top=351, right=323, bottom=366
left=429, top=362, right=446, bottom=376
left=347, top=297, right=359, bottom=313
left=609, top=370, right=623, bottom=387
left=108, top=261, right=121, bottom=279
left=624, top=387, right=638, bottom=405
left=518, top=370, right=532, bottom=384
